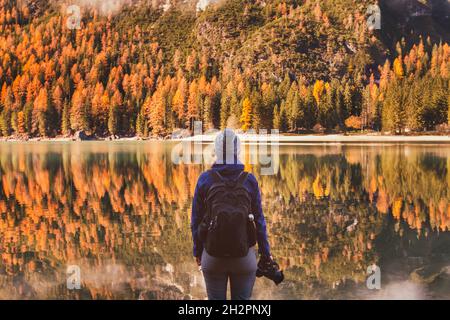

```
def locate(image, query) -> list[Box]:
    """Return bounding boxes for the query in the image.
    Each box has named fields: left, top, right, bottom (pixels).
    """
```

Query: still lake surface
left=0, top=141, right=449, bottom=300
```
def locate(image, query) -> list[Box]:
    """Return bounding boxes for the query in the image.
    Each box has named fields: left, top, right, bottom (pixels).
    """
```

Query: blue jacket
left=191, top=163, right=271, bottom=258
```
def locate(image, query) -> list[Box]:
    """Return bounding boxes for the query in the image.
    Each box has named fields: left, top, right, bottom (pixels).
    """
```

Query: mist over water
left=372, top=281, right=426, bottom=300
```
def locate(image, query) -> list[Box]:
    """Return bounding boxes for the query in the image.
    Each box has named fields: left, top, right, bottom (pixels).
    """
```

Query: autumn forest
left=0, top=0, right=448, bottom=139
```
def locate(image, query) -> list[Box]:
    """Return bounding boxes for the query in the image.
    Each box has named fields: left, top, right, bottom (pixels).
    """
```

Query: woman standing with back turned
left=191, top=129, right=280, bottom=300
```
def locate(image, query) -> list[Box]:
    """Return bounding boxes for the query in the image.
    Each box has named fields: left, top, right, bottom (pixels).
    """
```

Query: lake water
left=0, top=141, right=449, bottom=300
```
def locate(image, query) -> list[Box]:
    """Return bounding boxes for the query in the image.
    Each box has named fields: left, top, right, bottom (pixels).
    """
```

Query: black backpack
left=200, top=170, right=253, bottom=258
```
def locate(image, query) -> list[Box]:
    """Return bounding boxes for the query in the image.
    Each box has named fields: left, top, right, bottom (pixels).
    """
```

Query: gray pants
left=201, top=248, right=257, bottom=300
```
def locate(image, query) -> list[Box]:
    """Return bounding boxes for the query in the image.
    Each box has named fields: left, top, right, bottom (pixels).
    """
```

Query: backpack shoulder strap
left=208, top=170, right=248, bottom=188
left=235, top=171, right=249, bottom=187
left=209, top=170, right=226, bottom=184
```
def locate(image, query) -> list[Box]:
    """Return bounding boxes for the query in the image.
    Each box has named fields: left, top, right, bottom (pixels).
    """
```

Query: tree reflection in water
left=0, top=142, right=448, bottom=299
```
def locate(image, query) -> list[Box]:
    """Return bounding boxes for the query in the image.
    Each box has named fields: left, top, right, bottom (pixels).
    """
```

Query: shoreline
left=179, top=134, right=450, bottom=143
left=2, top=134, right=450, bottom=143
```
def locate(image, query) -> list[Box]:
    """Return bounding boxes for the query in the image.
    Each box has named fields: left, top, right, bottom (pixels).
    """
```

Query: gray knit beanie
left=214, top=129, right=241, bottom=164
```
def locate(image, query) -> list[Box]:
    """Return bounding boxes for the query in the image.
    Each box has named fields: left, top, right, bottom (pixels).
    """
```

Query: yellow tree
left=448, top=90, right=450, bottom=125
left=70, top=82, right=87, bottom=132
left=17, top=111, right=25, bottom=134
left=0, top=83, right=7, bottom=107
left=393, top=57, right=404, bottom=79
left=33, top=87, right=48, bottom=136
left=187, top=80, right=199, bottom=129
left=91, top=82, right=105, bottom=133
left=52, top=85, right=63, bottom=113
left=313, top=80, right=325, bottom=105
left=240, top=97, right=252, bottom=131
left=172, top=78, right=187, bottom=126
left=108, top=89, right=122, bottom=136
left=149, top=84, right=166, bottom=136
left=379, top=60, right=391, bottom=91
